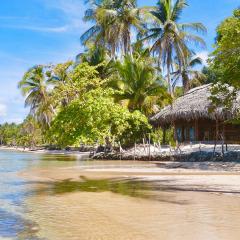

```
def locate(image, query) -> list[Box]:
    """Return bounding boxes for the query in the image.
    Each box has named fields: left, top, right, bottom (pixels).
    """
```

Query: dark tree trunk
left=182, top=72, right=190, bottom=94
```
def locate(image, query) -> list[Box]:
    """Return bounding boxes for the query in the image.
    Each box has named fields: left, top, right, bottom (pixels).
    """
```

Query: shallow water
left=1, top=150, right=240, bottom=239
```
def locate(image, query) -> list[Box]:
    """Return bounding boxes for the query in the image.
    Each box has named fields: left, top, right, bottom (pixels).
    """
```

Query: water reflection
left=29, top=177, right=188, bottom=205
left=2, top=150, right=240, bottom=240
left=0, top=150, right=81, bottom=240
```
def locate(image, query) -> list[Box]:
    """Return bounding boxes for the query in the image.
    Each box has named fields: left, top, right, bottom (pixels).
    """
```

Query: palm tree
left=47, top=61, right=73, bottom=107
left=172, top=55, right=206, bottom=94
left=81, top=0, right=143, bottom=57
left=18, top=65, right=55, bottom=128
left=77, top=45, right=114, bottom=79
left=111, top=54, right=170, bottom=116
left=141, top=0, right=206, bottom=95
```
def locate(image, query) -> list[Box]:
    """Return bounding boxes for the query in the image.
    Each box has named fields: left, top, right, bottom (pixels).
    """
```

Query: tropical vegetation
left=1, top=1, right=239, bottom=149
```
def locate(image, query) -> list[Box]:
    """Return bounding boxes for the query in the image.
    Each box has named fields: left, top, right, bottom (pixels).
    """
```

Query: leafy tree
left=201, top=66, right=218, bottom=84
left=141, top=0, right=206, bottom=94
left=48, top=88, right=151, bottom=147
left=210, top=8, right=240, bottom=88
left=51, top=62, right=105, bottom=109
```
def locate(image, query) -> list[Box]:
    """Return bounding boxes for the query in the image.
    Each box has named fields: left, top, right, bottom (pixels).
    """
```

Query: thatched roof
left=151, top=84, right=240, bottom=126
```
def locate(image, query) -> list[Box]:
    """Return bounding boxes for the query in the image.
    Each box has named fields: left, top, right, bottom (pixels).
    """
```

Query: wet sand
left=0, top=146, right=90, bottom=158
left=20, top=161, right=240, bottom=240
left=26, top=190, right=240, bottom=240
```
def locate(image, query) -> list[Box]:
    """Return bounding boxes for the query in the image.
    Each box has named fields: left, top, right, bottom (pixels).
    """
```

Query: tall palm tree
left=172, top=55, right=206, bottom=94
left=18, top=65, right=55, bottom=128
left=111, top=54, right=170, bottom=116
left=142, top=0, right=206, bottom=95
left=81, top=0, right=143, bottom=57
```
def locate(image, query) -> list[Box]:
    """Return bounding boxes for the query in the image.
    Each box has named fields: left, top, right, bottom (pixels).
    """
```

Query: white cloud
left=195, top=51, right=209, bottom=66
left=41, top=0, right=89, bottom=32
left=0, top=104, right=7, bottom=117
left=0, top=1, right=87, bottom=34
left=42, top=0, right=86, bottom=17
left=0, top=24, right=69, bottom=33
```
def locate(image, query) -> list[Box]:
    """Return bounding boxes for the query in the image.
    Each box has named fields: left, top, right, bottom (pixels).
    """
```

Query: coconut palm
left=112, top=55, right=170, bottom=116
left=141, top=0, right=206, bottom=95
left=172, top=55, right=206, bottom=94
left=81, top=0, right=143, bottom=56
left=18, top=65, right=55, bottom=128
left=77, top=45, right=114, bottom=79
left=47, top=61, right=74, bottom=107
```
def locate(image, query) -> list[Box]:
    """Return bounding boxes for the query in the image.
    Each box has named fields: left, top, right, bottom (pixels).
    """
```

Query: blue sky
left=0, top=0, right=239, bottom=124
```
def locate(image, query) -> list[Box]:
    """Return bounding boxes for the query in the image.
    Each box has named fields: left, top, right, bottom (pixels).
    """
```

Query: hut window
left=177, top=128, right=182, bottom=142
left=184, top=128, right=188, bottom=141
left=189, top=127, right=195, bottom=142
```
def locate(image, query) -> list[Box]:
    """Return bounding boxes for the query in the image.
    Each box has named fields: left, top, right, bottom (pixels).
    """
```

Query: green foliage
left=211, top=8, right=240, bottom=88
left=16, top=0, right=208, bottom=149
left=209, top=83, right=237, bottom=114
left=48, top=88, right=151, bottom=147
left=110, top=54, right=170, bottom=116
left=77, top=45, right=114, bottom=79
left=51, top=62, right=105, bottom=108
left=17, top=116, right=43, bottom=147
left=0, top=117, right=42, bottom=147
left=201, top=66, right=218, bottom=84
left=141, top=0, right=206, bottom=94
left=151, top=128, right=174, bottom=145
left=81, top=0, right=143, bottom=56
left=172, top=55, right=206, bottom=93
left=18, top=65, right=55, bottom=129
left=0, top=123, right=20, bottom=146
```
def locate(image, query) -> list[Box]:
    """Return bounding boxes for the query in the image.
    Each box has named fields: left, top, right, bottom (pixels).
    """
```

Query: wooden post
left=119, top=141, right=122, bottom=161
left=223, top=124, right=228, bottom=152
left=143, top=138, right=146, bottom=153
left=148, top=133, right=151, bottom=161
left=134, top=142, right=136, bottom=161
left=173, top=122, right=177, bottom=142
left=216, top=119, right=219, bottom=142
left=195, top=119, right=199, bottom=142
left=163, top=127, right=166, bottom=144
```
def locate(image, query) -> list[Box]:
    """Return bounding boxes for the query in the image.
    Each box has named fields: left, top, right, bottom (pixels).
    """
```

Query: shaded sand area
left=19, top=160, right=240, bottom=240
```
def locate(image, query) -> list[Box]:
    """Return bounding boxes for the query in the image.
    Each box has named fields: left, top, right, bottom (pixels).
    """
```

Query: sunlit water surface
left=1, top=150, right=240, bottom=240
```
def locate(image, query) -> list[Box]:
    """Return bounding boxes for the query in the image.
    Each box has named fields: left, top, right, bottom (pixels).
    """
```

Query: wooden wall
left=174, top=118, right=240, bottom=143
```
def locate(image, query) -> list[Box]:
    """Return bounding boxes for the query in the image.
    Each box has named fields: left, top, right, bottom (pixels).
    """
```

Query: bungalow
left=151, top=84, right=240, bottom=143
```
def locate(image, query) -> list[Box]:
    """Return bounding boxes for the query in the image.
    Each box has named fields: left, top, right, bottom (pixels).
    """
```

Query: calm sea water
left=0, top=150, right=80, bottom=239
left=2, top=150, right=240, bottom=240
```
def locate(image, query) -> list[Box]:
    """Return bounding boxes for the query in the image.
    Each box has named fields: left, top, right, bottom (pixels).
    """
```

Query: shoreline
left=0, top=146, right=90, bottom=158
left=20, top=159, right=240, bottom=195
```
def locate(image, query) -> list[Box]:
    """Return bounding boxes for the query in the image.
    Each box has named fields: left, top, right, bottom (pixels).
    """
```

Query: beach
left=18, top=158, right=240, bottom=240
left=1, top=149, right=240, bottom=239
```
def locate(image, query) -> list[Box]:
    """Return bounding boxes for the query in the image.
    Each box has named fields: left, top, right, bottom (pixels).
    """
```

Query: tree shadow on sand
left=34, top=176, right=190, bottom=205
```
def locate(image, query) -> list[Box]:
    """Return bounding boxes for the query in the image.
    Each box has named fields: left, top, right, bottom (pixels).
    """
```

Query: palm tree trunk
left=182, top=72, right=190, bottom=94
left=167, top=65, right=173, bottom=96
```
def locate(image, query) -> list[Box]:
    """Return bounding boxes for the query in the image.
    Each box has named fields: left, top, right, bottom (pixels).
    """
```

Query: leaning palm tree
left=81, top=0, right=143, bottom=56
left=172, top=55, right=206, bottom=94
left=141, top=0, right=206, bottom=95
left=18, top=65, right=55, bottom=129
left=111, top=55, right=170, bottom=116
